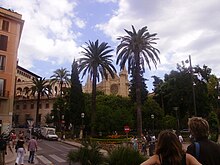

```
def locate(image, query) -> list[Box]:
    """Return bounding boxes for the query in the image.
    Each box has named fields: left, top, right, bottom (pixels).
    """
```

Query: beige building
left=14, top=65, right=64, bottom=127
left=83, top=68, right=129, bottom=97
left=0, top=7, right=24, bottom=133
left=14, top=66, right=129, bottom=126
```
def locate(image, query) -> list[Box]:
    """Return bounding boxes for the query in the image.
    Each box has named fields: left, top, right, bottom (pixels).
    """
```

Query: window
left=2, top=20, right=9, bottom=31
left=0, top=35, right=8, bottom=51
left=45, top=103, right=49, bottom=109
left=23, top=104, right=27, bottom=109
left=0, top=55, right=5, bottom=70
left=16, top=104, right=20, bottom=110
left=0, top=78, right=5, bottom=97
left=30, top=103, right=34, bottom=109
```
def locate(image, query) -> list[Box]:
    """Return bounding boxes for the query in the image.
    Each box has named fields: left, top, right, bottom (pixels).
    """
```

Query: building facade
left=0, top=7, right=24, bottom=133
left=14, top=65, right=63, bottom=127
left=83, top=68, right=129, bottom=97
left=14, top=66, right=130, bottom=127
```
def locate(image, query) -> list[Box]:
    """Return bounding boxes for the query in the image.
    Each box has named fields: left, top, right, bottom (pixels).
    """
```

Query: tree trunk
left=36, top=92, right=40, bottom=127
left=135, top=54, right=142, bottom=138
left=91, top=71, right=97, bottom=136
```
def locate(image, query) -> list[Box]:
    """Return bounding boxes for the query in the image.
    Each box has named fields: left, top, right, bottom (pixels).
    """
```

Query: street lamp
left=173, top=107, right=180, bottom=132
left=80, top=113, right=85, bottom=139
left=186, top=55, right=197, bottom=116
left=151, top=114, right=154, bottom=134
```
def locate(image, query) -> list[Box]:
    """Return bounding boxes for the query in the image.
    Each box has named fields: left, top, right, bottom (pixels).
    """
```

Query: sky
left=1, top=0, right=220, bottom=92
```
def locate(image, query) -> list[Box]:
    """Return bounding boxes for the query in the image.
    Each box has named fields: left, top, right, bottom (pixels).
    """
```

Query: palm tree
left=116, top=25, right=160, bottom=137
left=79, top=40, right=116, bottom=136
left=50, top=68, right=70, bottom=96
left=31, top=77, right=51, bottom=127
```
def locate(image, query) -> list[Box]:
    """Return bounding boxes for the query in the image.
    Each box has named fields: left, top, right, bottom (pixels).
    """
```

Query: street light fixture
left=173, top=107, right=180, bottom=132
left=186, top=55, right=197, bottom=116
left=151, top=114, right=154, bottom=134
left=80, top=113, right=85, bottom=139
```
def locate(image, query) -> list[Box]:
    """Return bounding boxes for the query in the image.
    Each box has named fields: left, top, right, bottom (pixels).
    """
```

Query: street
left=7, top=139, right=80, bottom=165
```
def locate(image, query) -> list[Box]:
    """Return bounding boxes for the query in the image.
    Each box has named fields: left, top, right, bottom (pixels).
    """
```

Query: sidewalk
left=5, top=147, right=16, bottom=165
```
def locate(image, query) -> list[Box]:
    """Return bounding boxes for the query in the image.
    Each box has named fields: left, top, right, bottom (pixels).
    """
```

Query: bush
left=107, top=146, right=146, bottom=165
left=67, top=140, right=105, bottom=165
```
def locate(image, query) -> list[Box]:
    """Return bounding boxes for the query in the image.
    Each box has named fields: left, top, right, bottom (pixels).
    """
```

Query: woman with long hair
left=140, top=130, right=201, bottom=165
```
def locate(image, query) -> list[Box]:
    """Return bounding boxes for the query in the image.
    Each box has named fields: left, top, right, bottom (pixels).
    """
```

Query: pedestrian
left=0, top=135, right=7, bottom=165
left=28, top=136, right=37, bottom=164
left=141, top=134, right=147, bottom=155
left=10, top=130, right=17, bottom=148
left=186, top=117, right=220, bottom=165
left=140, top=130, right=201, bottom=165
left=131, top=136, right=138, bottom=151
left=178, top=133, right=184, bottom=144
left=15, top=136, right=26, bottom=165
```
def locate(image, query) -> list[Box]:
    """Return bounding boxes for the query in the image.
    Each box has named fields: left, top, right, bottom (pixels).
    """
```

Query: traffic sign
left=124, top=125, right=130, bottom=133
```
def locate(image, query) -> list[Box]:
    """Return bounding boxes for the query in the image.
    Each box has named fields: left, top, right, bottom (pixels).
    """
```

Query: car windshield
left=47, top=130, right=55, bottom=135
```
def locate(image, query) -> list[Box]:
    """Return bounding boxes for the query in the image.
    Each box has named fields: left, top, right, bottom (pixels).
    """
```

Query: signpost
left=27, top=120, right=34, bottom=139
left=124, top=125, right=130, bottom=145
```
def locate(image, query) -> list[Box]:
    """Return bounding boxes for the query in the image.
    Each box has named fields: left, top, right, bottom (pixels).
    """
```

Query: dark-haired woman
left=15, top=136, right=26, bottom=165
left=140, top=130, right=201, bottom=165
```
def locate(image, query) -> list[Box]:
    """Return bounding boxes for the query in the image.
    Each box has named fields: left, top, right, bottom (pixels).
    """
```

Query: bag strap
left=194, top=142, right=200, bottom=159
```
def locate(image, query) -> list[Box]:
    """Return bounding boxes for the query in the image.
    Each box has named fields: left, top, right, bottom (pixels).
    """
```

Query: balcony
left=0, top=90, right=9, bottom=99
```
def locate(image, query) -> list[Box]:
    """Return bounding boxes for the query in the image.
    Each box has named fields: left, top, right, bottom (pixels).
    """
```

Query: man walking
left=28, top=136, right=37, bottom=164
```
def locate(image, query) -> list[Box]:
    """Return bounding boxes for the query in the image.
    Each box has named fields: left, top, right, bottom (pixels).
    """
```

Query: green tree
left=116, top=25, right=160, bottom=137
left=79, top=40, right=116, bottom=136
left=31, top=77, right=50, bottom=127
left=129, top=70, right=148, bottom=105
left=50, top=67, right=70, bottom=96
left=66, top=60, right=85, bottom=134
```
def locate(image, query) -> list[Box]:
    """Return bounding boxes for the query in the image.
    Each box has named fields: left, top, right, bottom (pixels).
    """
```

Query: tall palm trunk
left=135, top=53, right=142, bottom=138
left=91, top=70, right=97, bottom=136
left=36, top=92, right=40, bottom=127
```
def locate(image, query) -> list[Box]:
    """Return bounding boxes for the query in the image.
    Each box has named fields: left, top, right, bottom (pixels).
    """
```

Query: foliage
left=107, top=146, right=145, bottom=165
left=31, top=77, right=50, bottom=126
left=95, top=94, right=134, bottom=134
left=116, top=25, right=160, bottom=137
left=79, top=39, right=116, bottom=136
left=50, top=67, right=70, bottom=96
left=208, top=111, right=219, bottom=142
left=142, top=97, right=164, bottom=131
left=67, top=140, right=105, bottom=165
left=152, top=64, right=213, bottom=128
left=129, top=70, right=148, bottom=104
left=65, top=60, right=85, bottom=134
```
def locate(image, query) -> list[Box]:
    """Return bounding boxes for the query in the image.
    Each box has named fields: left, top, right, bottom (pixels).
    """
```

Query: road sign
left=27, top=120, right=34, bottom=126
left=124, top=125, right=130, bottom=133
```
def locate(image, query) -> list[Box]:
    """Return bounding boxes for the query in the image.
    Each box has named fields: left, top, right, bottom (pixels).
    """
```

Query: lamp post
left=173, top=107, right=180, bottom=132
left=151, top=114, right=154, bottom=134
left=186, top=55, right=197, bottom=116
left=80, top=113, right=85, bottom=139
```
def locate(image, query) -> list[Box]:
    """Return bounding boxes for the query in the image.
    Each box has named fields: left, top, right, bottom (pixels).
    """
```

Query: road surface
left=7, top=139, right=80, bottom=165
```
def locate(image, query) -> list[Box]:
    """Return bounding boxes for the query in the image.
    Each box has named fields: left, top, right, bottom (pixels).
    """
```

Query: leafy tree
left=31, top=77, right=50, bottom=127
left=208, top=111, right=219, bottom=142
left=129, top=70, right=148, bottom=105
left=142, top=97, right=164, bottom=132
left=79, top=40, right=116, bottom=136
left=66, top=60, right=85, bottom=134
left=95, top=95, right=134, bottom=134
left=50, top=67, right=70, bottom=96
left=116, top=25, right=160, bottom=137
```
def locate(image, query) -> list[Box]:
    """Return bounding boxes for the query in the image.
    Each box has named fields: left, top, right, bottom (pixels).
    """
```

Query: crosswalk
left=22, top=147, right=68, bottom=165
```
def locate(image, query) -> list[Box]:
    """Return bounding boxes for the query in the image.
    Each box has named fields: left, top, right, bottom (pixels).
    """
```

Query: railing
left=0, top=90, right=9, bottom=99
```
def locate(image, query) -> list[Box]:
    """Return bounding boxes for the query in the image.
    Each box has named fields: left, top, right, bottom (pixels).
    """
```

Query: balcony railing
left=0, top=90, right=9, bottom=99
